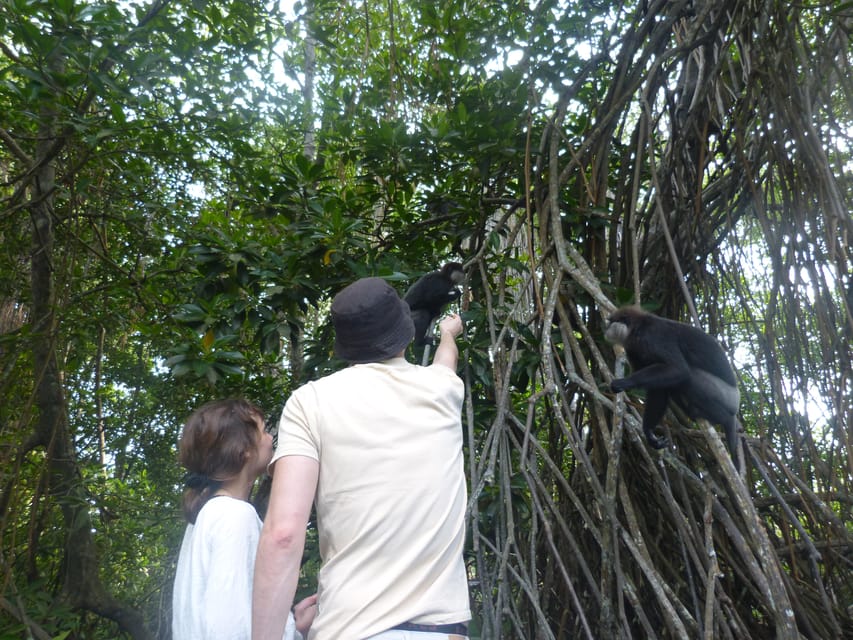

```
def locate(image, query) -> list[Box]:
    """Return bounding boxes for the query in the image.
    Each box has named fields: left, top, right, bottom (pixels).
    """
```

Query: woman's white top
left=173, top=496, right=299, bottom=640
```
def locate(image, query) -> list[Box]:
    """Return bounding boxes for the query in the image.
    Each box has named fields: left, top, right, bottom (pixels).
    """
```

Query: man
left=253, top=277, right=470, bottom=640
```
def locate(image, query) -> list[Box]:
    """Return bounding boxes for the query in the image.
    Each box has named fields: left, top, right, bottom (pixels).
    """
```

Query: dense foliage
left=0, top=0, right=850, bottom=638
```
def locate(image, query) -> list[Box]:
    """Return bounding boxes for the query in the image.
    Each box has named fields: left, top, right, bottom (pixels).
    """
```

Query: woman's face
left=251, top=414, right=274, bottom=477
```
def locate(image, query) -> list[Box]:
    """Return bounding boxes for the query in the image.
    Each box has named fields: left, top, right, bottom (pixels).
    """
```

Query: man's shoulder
left=297, top=366, right=358, bottom=390
left=301, top=360, right=406, bottom=383
left=293, top=358, right=459, bottom=394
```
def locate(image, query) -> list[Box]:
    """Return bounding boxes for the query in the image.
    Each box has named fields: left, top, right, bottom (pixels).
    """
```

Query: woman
left=173, top=398, right=316, bottom=639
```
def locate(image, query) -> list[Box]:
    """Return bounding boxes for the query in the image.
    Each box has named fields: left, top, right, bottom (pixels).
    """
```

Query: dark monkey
left=605, top=306, right=741, bottom=467
left=404, top=262, right=464, bottom=347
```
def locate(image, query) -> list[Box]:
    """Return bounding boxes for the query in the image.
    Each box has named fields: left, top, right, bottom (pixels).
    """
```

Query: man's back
left=274, top=358, right=470, bottom=639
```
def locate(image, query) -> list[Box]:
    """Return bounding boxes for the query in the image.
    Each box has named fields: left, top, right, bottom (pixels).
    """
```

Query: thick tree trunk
left=27, top=55, right=153, bottom=640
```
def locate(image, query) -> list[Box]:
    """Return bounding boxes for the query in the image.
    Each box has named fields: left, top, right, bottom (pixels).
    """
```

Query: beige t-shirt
left=272, top=357, right=470, bottom=640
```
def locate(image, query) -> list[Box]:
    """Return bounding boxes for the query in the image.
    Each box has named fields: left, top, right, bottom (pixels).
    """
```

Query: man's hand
left=293, top=593, right=318, bottom=636
left=438, top=313, right=463, bottom=339
left=433, top=313, right=463, bottom=370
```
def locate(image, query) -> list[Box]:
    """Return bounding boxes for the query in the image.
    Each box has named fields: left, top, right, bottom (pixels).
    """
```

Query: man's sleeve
left=271, top=386, right=320, bottom=467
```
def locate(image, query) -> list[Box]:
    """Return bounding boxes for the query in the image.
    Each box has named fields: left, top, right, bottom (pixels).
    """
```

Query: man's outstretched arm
left=432, top=313, right=463, bottom=370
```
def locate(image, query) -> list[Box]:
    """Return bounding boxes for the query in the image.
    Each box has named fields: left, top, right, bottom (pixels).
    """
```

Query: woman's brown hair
left=178, top=398, right=264, bottom=524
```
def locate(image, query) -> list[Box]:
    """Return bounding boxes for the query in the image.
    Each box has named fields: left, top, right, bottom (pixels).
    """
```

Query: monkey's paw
left=644, top=430, right=668, bottom=449
left=611, top=378, right=629, bottom=393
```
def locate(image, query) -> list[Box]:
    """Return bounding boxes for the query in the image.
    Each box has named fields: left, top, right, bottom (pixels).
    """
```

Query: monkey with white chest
left=605, top=306, right=742, bottom=468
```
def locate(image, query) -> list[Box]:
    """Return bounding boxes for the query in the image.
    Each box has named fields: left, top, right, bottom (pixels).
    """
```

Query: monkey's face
left=443, top=262, right=464, bottom=285
left=604, top=313, right=630, bottom=345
